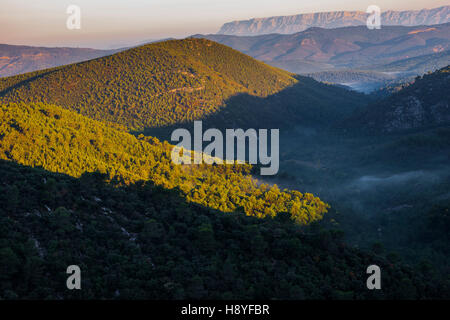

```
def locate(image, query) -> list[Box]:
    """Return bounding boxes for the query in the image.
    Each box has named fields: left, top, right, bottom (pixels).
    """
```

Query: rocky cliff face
left=218, top=6, right=450, bottom=35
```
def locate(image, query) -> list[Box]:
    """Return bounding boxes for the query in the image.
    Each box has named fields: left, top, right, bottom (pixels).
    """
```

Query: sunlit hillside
left=0, top=39, right=295, bottom=130
left=0, top=101, right=328, bottom=224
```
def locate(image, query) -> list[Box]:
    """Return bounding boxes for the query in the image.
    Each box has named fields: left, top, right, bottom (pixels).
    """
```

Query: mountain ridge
left=218, top=6, right=450, bottom=36
left=197, top=22, right=450, bottom=75
left=0, top=44, right=117, bottom=78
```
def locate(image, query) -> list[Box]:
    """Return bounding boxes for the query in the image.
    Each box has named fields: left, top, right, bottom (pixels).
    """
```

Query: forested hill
left=350, top=65, right=450, bottom=133
left=0, top=101, right=328, bottom=224
left=0, top=38, right=369, bottom=132
left=0, top=39, right=296, bottom=130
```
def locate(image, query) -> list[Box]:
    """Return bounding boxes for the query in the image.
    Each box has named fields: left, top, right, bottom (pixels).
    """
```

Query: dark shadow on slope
left=141, top=76, right=369, bottom=141
left=0, top=69, right=62, bottom=96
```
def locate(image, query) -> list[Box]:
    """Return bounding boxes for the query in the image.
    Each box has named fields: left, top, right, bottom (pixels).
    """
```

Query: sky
left=1, top=0, right=448, bottom=49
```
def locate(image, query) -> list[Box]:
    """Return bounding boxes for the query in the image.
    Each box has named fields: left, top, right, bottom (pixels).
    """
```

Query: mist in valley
left=267, top=125, right=450, bottom=259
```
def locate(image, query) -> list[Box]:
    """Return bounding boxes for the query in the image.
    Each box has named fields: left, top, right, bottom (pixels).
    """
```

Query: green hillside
left=0, top=101, right=328, bottom=224
left=0, top=39, right=295, bottom=130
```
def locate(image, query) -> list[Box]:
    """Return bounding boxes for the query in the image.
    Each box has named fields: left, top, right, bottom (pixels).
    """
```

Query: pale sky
left=1, top=0, right=448, bottom=49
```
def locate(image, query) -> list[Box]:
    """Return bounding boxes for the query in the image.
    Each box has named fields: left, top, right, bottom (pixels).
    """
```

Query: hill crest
left=0, top=38, right=296, bottom=130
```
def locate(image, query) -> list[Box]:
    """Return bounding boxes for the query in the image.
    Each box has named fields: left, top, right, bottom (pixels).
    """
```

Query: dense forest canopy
left=0, top=39, right=296, bottom=130
left=1, top=160, right=447, bottom=299
left=0, top=101, right=328, bottom=224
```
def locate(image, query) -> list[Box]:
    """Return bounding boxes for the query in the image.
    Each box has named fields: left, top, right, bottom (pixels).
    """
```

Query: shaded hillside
left=144, top=74, right=368, bottom=141
left=0, top=101, right=328, bottom=224
left=1, top=160, right=448, bottom=300
left=0, top=44, right=116, bottom=78
left=0, top=39, right=296, bottom=130
left=205, top=75, right=367, bottom=128
left=350, top=65, right=450, bottom=133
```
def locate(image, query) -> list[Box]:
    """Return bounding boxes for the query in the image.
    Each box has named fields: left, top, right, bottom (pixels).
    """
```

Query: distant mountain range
left=369, top=50, right=450, bottom=73
left=304, top=49, right=450, bottom=93
left=2, top=20, right=448, bottom=80
left=218, top=6, right=450, bottom=36
left=196, top=23, right=450, bottom=75
left=0, top=39, right=179, bottom=78
left=0, top=44, right=118, bottom=78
